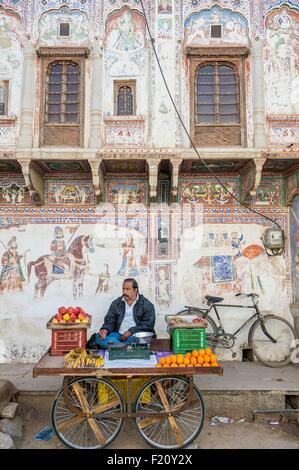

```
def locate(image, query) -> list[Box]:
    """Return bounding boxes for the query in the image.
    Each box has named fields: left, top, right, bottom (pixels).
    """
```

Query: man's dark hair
left=123, top=278, right=139, bottom=292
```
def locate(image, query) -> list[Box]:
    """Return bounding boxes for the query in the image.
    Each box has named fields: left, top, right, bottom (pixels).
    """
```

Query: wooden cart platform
left=33, top=340, right=223, bottom=450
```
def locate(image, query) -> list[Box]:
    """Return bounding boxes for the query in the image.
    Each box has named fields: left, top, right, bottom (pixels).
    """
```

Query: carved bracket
left=88, top=160, right=105, bottom=203
left=170, top=158, right=183, bottom=202
left=18, top=158, right=44, bottom=204
left=250, top=157, right=267, bottom=196
left=148, top=159, right=161, bottom=202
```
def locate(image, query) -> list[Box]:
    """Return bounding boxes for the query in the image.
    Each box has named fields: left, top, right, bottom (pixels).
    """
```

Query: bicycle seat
left=205, top=295, right=224, bottom=305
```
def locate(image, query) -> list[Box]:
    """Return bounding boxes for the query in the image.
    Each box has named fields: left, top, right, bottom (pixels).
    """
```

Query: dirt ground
left=16, top=395, right=299, bottom=450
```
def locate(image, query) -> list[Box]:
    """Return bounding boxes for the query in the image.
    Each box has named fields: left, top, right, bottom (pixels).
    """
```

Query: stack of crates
left=171, top=327, right=206, bottom=354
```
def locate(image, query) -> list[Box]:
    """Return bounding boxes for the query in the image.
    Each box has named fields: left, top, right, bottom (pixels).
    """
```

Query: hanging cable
left=139, top=0, right=282, bottom=231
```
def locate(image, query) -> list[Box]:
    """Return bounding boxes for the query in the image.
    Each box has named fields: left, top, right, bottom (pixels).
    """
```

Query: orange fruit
left=203, top=362, right=210, bottom=367
left=185, top=352, right=192, bottom=359
left=163, top=363, right=169, bottom=367
left=177, top=354, right=184, bottom=364
left=192, top=350, right=199, bottom=358
left=170, top=355, right=177, bottom=364
left=179, top=363, right=186, bottom=367
left=197, top=356, right=204, bottom=365
left=190, top=357, right=197, bottom=365
left=205, top=348, right=212, bottom=356
left=198, top=349, right=205, bottom=356
left=165, top=356, right=171, bottom=365
left=211, top=362, right=219, bottom=367
left=210, top=354, right=217, bottom=363
left=184, top=357, right=190, bottom=366
left=171, top=362, right=178, bottom=367
left=204, top=355, right=211, bottom=363
left=187, top=364, right=193, bottom=367
left=159, top=357, right=166, bottom=365
left=156, top=363, right=162, bottom=367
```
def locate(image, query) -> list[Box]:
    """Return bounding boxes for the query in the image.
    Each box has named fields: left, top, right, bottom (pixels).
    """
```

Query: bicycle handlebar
left=235, top=292, right=259, bottom=298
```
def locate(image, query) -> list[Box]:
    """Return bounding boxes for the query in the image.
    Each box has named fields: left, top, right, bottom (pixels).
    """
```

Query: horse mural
left=27, top=235, right=94, bottom=298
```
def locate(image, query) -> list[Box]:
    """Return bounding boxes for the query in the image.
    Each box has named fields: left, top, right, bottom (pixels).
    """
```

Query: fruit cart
left=33, top=339, right=223, bottom=450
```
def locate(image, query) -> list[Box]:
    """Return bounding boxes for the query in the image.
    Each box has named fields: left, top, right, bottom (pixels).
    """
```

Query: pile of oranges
left=156, top=348, right=219, bottom=368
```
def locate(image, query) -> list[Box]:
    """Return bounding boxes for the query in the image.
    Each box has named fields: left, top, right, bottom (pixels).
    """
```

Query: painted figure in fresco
left=157, top=268, right=170, bottom=305
left=231, top=232, right=245, bottom=258
left=95, top=263, right=111, bottom=294
left=0, top=15, right=12, bottom=49
left=49, top=226, right=70, bottom=275
left=158, top=0, right=172, bottom=14
left=0, top=236, right=25, bottom=294
left=108, top=9, right=143, bottom=52
left=118, top=233, right=139, bottom=277
left=27, top=234, right=94, bottom=298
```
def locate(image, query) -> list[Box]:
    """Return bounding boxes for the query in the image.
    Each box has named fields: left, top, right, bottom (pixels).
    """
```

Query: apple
left=78, top=312, right=86, bottom=321
left=59, top=319, right=66, bottom=323
left=75, top=319, right=81, bottom=323
left=74, top=307, right=81, bottom=315
left=63, top=313, right=70, bottom=322
left=67, top=307, right=74, bottom=315
left=52, top=318, right=59, bottom=324
left=56, top=313, right=63, bottom=321
left=81, top=318, right=89, bottom=324
left=58, top=307, right=66, bottom=315
left=70, top=313, right=77, bottom=322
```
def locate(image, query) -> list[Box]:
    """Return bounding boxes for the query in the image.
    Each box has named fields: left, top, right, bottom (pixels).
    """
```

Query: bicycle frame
left=209, top=302, right=260, bottom=339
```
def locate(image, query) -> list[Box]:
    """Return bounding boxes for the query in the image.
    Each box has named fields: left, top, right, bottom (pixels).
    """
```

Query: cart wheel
left=51, top=377, right=124, bottom=449
left=133, top=376, right=204, bottom=449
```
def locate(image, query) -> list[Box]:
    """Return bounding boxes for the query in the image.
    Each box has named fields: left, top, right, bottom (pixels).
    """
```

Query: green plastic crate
left=171, top=327, right=206, bottom=354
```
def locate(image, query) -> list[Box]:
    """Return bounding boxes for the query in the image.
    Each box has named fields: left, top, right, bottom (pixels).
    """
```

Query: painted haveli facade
left=0, top=0, right=298, bottom=362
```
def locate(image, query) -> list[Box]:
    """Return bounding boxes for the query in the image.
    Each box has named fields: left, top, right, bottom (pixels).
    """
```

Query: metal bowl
left=134, top=331, right=154, bottom=344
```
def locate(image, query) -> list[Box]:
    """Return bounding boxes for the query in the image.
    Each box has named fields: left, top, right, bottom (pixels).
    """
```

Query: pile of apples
left=51, top=306, right=90, bottom=324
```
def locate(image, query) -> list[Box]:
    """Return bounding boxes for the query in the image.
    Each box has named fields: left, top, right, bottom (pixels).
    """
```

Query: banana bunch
left=64, top=348, right=104, bottom=368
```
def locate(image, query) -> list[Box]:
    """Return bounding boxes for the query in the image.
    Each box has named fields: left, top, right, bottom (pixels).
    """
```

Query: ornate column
left=251, top=38, right=267, bottom=148
left=170, top=158, right=182, bottom=202
left=148, top=158, right=161, bottom=202
left=89, top=39, right=103, bottom=149
left=17, top=39, right=36, bottom=148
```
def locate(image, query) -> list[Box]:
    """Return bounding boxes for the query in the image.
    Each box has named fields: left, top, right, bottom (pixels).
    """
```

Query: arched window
left=46, top=61, right=80, bottom=124
left=195, top=63, right=240, bottom=125
left=115, top=81, right=136, bottom=116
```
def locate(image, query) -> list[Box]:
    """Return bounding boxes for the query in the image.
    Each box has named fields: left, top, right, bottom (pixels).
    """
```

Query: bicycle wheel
left=133, top=376, right=205, bottom=449
left=249, top=315, right=296, bottom=367
left=51, top=377, right=124, bottom=449
left=176, top=309, right=218, bottom=348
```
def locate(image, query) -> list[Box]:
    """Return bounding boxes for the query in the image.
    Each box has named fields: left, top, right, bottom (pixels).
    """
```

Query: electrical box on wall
left=261, top=228, right=285, bottom=256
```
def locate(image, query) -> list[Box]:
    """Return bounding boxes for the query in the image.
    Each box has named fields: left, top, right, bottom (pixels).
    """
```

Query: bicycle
left=174, top=293, right=296, bottom=367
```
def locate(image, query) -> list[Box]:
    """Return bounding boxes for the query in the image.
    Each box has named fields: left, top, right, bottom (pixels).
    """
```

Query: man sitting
left=95, top=278, right=156, bottom=349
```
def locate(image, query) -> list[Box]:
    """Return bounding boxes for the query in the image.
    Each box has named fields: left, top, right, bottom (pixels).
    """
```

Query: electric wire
left=139, top=0, right=282, bottom=231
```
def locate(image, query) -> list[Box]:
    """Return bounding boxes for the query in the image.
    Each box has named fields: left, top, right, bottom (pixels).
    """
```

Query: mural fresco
left=265, top=6, right=299, bottom=115
left=0, top=205, right=291, bottom=361
left=179, top=178, right=239, bottom=205
left=157, top=0, right=172, bottom=15
left=105, top=6, right=145, bottom=52
left=178, top=222, right=288, bottom=314
left=45, top=178, right=95, bottom=205
left=38, top=6, right=89, bottom=45
left=107, top=179, right=147, bottom=204
left=0, top=8, right=22, bottom=144
left=252, top=177, right=283, bottom=206
left=286, top=173, right=298, bottom=204
left=184, top=5, right=249, bottom=46
left=104, top=117, right=145, bottom=146
left=270, top=126, right=299, bottom=144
